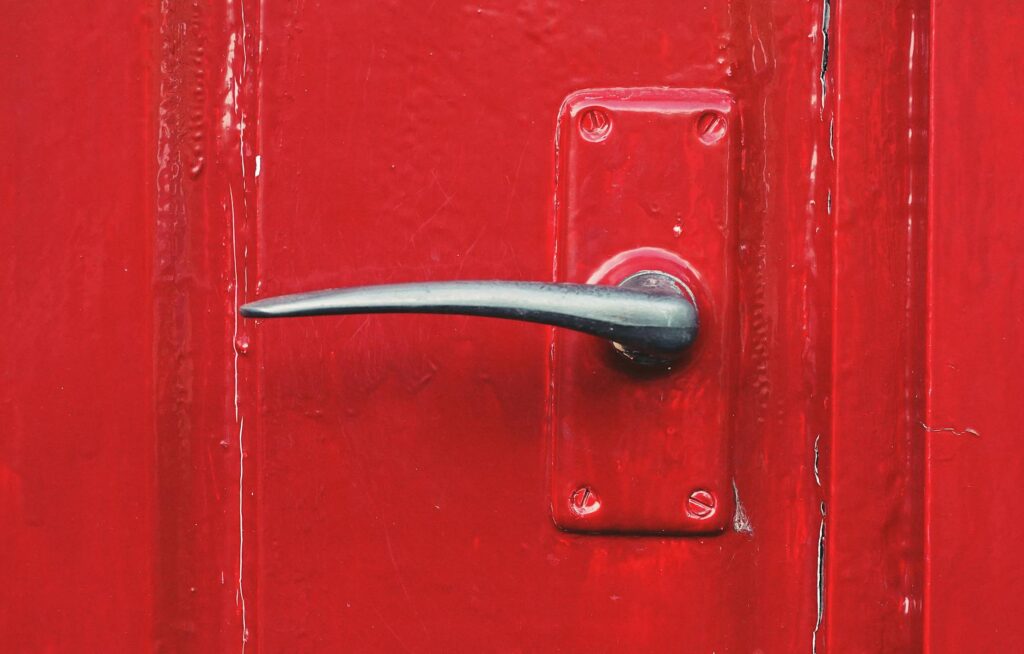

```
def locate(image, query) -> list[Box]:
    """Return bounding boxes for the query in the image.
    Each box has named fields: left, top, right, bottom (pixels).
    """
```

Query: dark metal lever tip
left=239, top=302, right=283, bottom=318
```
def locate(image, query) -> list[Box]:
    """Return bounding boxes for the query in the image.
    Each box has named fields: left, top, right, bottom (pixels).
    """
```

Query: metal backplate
left=550, top=88, right=737, bottom=534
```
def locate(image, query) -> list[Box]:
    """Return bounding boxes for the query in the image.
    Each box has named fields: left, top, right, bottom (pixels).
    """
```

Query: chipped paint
left=813, top=434, right=822, bottom=486
left=813, top=502, right=827, bottom=654
left=920, top=422, right=981, bottom=438
left=732, top=480, right=754, bottom=535
left=819, top=0, right=831, bottom=109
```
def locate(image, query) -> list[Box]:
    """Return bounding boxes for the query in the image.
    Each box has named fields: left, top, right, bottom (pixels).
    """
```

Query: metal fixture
left=241, top=275, right=698, bottom=360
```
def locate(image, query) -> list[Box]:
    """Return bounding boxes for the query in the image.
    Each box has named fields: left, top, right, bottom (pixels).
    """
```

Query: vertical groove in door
left=152, top=0, right=261, bottom=650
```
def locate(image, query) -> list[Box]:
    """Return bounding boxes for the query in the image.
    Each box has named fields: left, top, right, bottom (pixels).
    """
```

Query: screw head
left=578, top=108, right=612, bottom=142
left=686, top=489, right=717, bottom=519
left=570, top=487, right=601, bottom=516
left=695, top=111, right=727, bottom=145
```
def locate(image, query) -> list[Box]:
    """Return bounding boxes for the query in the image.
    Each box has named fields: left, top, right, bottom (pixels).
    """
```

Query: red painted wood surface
left=252, top=2, right=828, bottom=650
left=826, top=1, right=930, bottom=651
left=0, top=2, right=157, bottom=650
left=1, top=0, right=1020, bottom=652
left=926, top=1, right=1024, bottom=651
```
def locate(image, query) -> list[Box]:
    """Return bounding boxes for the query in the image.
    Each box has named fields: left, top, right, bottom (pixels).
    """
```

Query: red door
left=3, top=1, right=1022, bottom=652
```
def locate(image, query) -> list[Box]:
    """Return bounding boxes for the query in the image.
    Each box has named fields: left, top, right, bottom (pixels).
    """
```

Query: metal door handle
left=240, top=271, right=698, bottom=359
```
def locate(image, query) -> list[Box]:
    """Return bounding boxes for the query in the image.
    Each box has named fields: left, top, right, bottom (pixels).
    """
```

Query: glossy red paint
left=0, top=2, right=157, bottom=650
left=551, top=89, right=737, bottom=534
left=3, top=1, right=251, bottom=651
left=825, top=0, right=930, bottom=650
left=926, top=1, right=1024, bottom=651
left=252, top=2, right=830, bottom=650
left=3, top=0, right=1021, bottom=652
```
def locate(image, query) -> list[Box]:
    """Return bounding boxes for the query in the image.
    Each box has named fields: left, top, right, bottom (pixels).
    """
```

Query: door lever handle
left=240, top=271, right=698, bottom=359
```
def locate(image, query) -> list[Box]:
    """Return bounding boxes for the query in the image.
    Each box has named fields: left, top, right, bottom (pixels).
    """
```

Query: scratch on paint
left=229, top=182, right=248, bottom=647
left=828, top=117, right=835, bottom=161
left=230, top=185, right=241, bottom=418
left=236, top=418, right=247, bottom=646
left=813, top=501, right=826, bottom=654
left=227, top=0, right=251, bottom=643
left=813, top=434, right=822, bottom=486
left=370, top=605, right=414, bottom=653
left=814, top=2, right=831, bottom=651
left=919, top=421, right=980, bottom=438
left=731, top=479, right=753, bottom=535
left=812, top=434, right=825, bottom=653
left=819, top=0, right=831, bottom=112
left=238, top=0, right=249, bottom=195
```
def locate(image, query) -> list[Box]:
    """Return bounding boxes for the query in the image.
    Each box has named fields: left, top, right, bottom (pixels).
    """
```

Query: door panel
left=20, top=0, right=1023, bottom=652
left=927, top=1, right=1024, bottom=650
left=252, top=2, right=827, bottom=650
left=0, top=2, right=155, bottom=650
